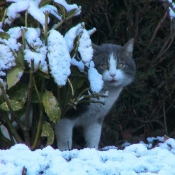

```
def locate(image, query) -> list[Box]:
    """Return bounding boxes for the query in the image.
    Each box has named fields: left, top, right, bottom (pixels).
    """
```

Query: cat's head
left=92, top=39, right=136, bottom=88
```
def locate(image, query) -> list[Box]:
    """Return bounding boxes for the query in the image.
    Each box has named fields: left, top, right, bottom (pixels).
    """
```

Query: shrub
left=0, top=0, right=104, bottom=149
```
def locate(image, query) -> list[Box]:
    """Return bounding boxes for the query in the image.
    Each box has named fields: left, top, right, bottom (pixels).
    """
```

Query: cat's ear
left=122, top=38, right=134, bottom=56
left=92, top=43, right=101, bottom=55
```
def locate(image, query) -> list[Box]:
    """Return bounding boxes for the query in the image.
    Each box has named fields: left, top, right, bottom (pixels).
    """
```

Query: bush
left=0, top=0, right=104, bottom=149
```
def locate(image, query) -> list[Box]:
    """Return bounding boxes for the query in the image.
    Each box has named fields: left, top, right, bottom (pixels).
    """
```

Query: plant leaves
left=42, top=90, right=61, bottom=123
left=41, top=122, right=54, bottom=145
left=7, top=66, right=24, bottom=90
left=0, top=32, right=10, bottom=40
left=66, top=8, right=77, bottom=19
left=16, top=49, right=24, bottom=67
left=0, top=100, right=23, bottom=111
left=39, top=0, right=52, bottom=7
left=8, top=83, right=28, bottom=104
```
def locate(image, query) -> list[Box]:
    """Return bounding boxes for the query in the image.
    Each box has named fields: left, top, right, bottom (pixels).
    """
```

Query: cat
left=55, top=38, right=136, bottom=150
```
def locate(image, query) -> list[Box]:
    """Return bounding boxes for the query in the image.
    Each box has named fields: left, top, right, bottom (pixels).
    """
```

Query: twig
left=147, top=12, right=167, bottom=49
left=163, top=102, right=168, bottom=135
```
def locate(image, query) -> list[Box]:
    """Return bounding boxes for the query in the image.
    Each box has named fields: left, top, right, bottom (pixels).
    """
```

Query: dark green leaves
left=42, top=90, right=61, bottom=123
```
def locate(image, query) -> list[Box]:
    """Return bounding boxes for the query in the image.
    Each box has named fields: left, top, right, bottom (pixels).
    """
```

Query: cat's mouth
left=110, top=80, right=117, bottom=83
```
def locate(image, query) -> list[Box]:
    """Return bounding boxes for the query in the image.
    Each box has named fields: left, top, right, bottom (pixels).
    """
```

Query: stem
left=24, top=60, right=34, bottom=146
left=163, top=102, right=168, bottom=135
left=0, top=82, right=24, bottom=130
left=25, top=10, right=28, bottom=27
left=2, top=113, right=23, bottom=143
left=21, top=28, right=26, bottom=49
left=44, top=12, right=48, bottom=45
left=31, top=78, right=45, bottom=150
left=67, top=78, right=74, bottom=96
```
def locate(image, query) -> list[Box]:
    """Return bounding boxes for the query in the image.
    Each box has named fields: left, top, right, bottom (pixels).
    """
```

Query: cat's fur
left=55, top=38, right=136, bottom=150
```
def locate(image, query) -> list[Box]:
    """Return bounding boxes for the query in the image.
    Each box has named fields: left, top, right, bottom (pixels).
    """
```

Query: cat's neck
left=98, top=85, right=123, bottom=115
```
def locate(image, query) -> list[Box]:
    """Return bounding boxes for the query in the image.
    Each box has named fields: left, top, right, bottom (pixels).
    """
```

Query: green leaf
left=66, top=8, right=77, bottom=19
left=7, top=66, right=24, bottom=90
left=16, top=49, right=24, bottom=67
left=0, top=32, right=10, bottom=40
left=0, top=100, right=23, bottom=111
left=42, top=90, right=61, bottom=123
left=39, top=0, right=52, bottom=7
left=41, top=122, right=54, bottom=145
left=38, top=70, right=50, bottom=79
left=31, top=89, right=42, bottom=103
left=55, top=4, right=66, bottom=19
left=8, top=83, right=28, bottom=104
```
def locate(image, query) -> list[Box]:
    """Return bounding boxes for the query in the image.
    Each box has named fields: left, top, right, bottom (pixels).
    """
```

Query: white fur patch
left=102, top=53, right=124, bottom=86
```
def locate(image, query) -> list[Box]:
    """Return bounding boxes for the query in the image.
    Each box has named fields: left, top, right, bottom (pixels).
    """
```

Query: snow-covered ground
left=1, top=137, right=175, bottom=175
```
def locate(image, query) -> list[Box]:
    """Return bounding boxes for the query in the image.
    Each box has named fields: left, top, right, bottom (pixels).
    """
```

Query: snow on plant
left=88, top=61, right=103, bottom=93
left=0, top=0, right=104, bottom=149
left=48, top=29, right=71, bottom=86
left=5, top=0, right=81, bottom=28
left=78, top=29, right=93, bottom=66
left=167, top=0, right=175, bottom=20
left=24, top=28, right=48, bottom=73
left=64, top=23, right=84, bottom=53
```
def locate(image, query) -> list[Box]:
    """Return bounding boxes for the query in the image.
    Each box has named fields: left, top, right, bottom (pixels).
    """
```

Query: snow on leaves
left=48, top=29, right=71, bottom=86
left=24, top=28, right=48, bottom=73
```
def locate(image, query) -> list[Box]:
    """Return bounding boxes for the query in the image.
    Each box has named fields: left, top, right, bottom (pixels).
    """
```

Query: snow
left=54, top=0, right=81, bottom=16
left=48, top=29, right=71, bottom=86
left=1, top=138, right=175, bottom=175
left=0, top=43, right=16, bottom=76
left=167, top=0, right=175, bottom=20
left=88, top=61, right=104, bottom=93
left=24, top=28, right=48, bottom=73
left=64, top=23, right=84, bottom=53
left=78, top=29, right=93, bottom=65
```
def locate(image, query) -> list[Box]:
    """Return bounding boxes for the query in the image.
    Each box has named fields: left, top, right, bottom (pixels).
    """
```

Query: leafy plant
left=0, top=0, right=105, bottom=149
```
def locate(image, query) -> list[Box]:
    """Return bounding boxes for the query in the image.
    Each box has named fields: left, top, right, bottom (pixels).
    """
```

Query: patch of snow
left=167, top=0, right=175, bottom=20
left=71, top=58, right=84, bottom=71
left=64, top=23, right=84, bottom=53
left=48, top=29, right=71, bottom=86
left=88, top=61, right=103, bottom=93
left=1, top=139, right=175, bottom=175
left=0, top=43, right=16, bottom=76
left=24, top=28, right=48, bottom=73
left=78, top=29, right=93, bottom=65
left=54, top=0, right=81, bottom=16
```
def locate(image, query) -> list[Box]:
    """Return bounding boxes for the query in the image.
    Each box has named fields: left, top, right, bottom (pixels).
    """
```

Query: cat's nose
left=110, top=74, right=115, bottom=77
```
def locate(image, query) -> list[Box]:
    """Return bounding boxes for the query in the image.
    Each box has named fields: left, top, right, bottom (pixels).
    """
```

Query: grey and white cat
left=55, top=38, right=136, bottom=150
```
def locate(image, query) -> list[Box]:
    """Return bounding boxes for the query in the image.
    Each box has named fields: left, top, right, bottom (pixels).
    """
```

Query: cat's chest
left=75, top=87, right=123, bottom=126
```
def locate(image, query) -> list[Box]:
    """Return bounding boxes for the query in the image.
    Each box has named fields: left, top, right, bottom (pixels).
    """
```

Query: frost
left=48, top=30, right=71, bottom=86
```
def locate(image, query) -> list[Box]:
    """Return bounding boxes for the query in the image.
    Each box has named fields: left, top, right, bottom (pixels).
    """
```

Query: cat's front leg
left=84, top=122, right=102, bottom=149
left=55, top=118, right=74, bottom=151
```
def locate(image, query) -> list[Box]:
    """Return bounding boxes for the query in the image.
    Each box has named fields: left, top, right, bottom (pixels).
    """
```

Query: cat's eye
left=117, top=63, right=123, bottom=69
left=101, top=64, right=109, bottom=69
